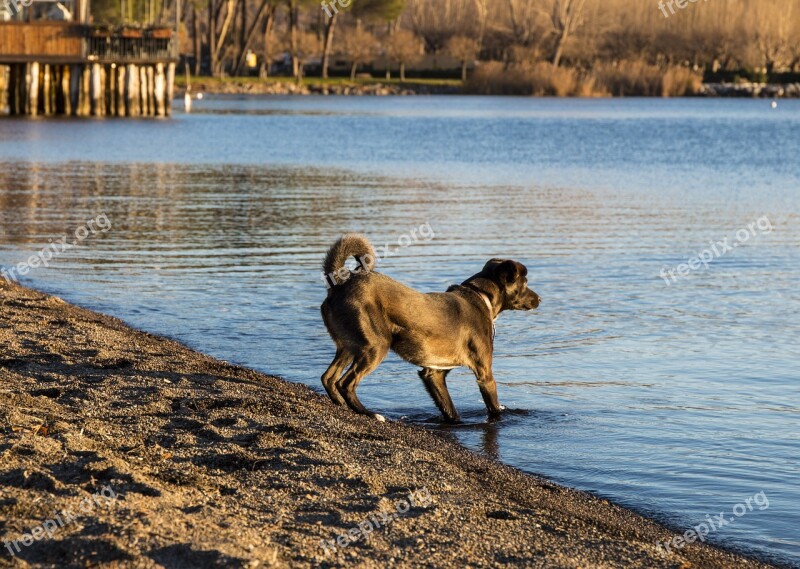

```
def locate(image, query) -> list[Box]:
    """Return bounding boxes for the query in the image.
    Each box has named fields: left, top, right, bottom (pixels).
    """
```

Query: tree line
left=92, top=0, right=800, bottom=79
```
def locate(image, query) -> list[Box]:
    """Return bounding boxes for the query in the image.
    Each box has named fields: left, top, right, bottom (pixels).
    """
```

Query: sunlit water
left=1, top=97, right=798, bottom=566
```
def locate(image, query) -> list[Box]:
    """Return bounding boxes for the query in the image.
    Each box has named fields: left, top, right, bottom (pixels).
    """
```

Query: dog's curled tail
left=323, top=233, right=376, bottom=285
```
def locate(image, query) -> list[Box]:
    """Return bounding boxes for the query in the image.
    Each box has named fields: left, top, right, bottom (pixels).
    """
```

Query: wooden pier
left=0, top=23, right=178, bottom=117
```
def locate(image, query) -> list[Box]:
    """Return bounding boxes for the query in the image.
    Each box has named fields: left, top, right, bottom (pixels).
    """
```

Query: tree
left=179, top=0, right=800, bottom=82
left=752, top=1, right=792, bottom=74
left=550, top=0, right=586, bottom=67
left=504, top=0, right=542, bottom=47
left=321, top=12, right=340, bottom=78
left=386, top=29, right=421, bottom=81
left=191, top=1, right=202, bottom=76
left=260, top=6, right=280, bottom=78
left=341, top=28, right=379, bottom=80
left=447, top=35, right=480, bottom=81
left=321, top=0, right=405, bottom=79
left=288, top=0, right=299, bottom=78
left=291, top=31, right=320, bottom=82
left=234, top=0, right=280, bottom=75
left=285, top=0, right=317, bottom=79
left=408, top=0, right=478, bottom=52
left=207, top=0, right=242, bottom=76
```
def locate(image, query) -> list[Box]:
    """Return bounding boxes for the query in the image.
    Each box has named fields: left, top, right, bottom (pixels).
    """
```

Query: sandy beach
left=0, top=279, right=780, bottom=568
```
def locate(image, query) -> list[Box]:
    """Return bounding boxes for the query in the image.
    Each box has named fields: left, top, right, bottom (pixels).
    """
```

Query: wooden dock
left=0, top=23, right=178, bottom=117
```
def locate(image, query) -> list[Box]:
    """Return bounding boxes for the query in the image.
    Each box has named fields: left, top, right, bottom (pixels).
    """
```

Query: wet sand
left=0, top=280, right=779, bottom=568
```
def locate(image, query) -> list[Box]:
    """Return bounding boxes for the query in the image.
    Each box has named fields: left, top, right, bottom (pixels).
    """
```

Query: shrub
left=593, top=60, right=702, bottom=97
left=465, top=61, right=594, bottom=96
left=465, top=59, right=702, bottom=97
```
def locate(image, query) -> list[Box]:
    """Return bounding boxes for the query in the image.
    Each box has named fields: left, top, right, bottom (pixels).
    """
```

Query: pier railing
left=83, top=34, right=178, bottom=64
left=0, top=23, right=178, bottom=64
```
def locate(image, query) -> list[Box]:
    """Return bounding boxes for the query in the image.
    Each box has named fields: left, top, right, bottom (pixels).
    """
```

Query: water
left=1, top=96, right=798, bottom=566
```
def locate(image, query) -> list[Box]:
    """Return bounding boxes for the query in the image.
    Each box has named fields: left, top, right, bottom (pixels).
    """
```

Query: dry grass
left=466, top=61, right=588, bottom=96
left=593, top=60, right=703, bottom=97
left=465, top=59, right=703, bottom=97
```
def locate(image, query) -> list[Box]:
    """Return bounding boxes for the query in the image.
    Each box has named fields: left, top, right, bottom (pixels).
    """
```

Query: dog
left=320, top=233, right=540, bottom=422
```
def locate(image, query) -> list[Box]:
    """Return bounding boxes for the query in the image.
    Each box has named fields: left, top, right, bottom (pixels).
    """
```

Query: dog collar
left=479, top=292, right=497, bottom=340
left=462, top=283, right=495, bottom=316
left=477, top=291, right=494, bottom=319
left=461, top=283, right=497, bottom=339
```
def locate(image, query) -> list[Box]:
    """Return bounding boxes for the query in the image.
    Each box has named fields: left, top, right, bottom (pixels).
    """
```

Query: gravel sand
left=0, top=280, right=778, bottom=568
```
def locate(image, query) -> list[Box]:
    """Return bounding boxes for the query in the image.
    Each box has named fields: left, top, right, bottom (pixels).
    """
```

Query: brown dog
left=320, top=234, right=540, bottom=422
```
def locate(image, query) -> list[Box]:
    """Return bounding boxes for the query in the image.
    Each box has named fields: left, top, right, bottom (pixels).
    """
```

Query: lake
left=0, top=96, right=798, bottom=566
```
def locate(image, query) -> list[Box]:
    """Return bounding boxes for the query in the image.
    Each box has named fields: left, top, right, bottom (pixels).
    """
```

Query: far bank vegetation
left=94, top=0, right=800, bottom=96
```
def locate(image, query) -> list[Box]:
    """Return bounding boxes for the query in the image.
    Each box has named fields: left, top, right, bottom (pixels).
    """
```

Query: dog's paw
left=499, top=405, right=507, bottom=411
left=373, top=414, right=386, bottom=422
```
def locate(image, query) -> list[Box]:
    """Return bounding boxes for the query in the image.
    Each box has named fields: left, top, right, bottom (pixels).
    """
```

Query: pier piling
left=2, top=61, right=174, bottom=118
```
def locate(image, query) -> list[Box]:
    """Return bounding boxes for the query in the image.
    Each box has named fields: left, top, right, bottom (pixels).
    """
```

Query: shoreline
left=177, top=77, right=462, bottom=97
left=175, top=77, right=800, bottom=98
left=0, top=280, right=782, bottom=568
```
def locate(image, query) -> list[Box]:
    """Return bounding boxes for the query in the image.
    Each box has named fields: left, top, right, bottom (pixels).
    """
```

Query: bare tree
left=550, top=0, right=585, bottom=67
left=447, top=35, right=481, bottom=80
left=504, top=0, right=543, bottom=46
left=408, top=0, right=477, bottom=52
left=288, top=0, right=299, bottom=78
left=291, top=30, right=320, bottom=81
left=185, top=0, right=800, bottom=82
left=260, top=14, right=281, bottom=78
left=321, top=12, right=340, bottom=78
left=752, top=0, right=792, bottom=73
left=386, top=29, right=422, bottom=80
left=787, top=12, right=800, bottom=71
left=234, top=0, right=279, bottom=75
left=341, top=28, right=379, bottom=80
left=192, top=1, right=202, bottom=76
left=473, top=0, right=488, bottom=43
left=208, top=0, right=239, bottom=76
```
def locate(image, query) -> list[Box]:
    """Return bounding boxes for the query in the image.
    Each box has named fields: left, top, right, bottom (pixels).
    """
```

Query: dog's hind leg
left=418, top=368, right=459, bottom=422
left=338, top=346, right=388, bottom=421
left=321, top=349, right=352, bottom=406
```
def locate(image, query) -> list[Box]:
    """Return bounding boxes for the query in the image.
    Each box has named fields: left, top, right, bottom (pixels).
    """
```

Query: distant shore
left=176, top=76, right=461, bottom=97
left=0, top=279, right=781, bottom=568
left=176, top=76, right=800, bottom=98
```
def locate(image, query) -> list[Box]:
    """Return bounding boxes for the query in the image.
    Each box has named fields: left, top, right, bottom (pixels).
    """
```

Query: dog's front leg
left=472, top=363, right=503, bottom=419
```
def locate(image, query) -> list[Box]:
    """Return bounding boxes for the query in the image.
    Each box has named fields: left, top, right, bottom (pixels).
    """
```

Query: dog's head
left=482, top=259, right=540, bottom=311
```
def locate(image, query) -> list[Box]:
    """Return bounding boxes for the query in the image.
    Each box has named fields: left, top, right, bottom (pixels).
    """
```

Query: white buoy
left=184, top=92, right=192, bottom=113
left=771, top=100, right=778, bottom=109
left=196, top=92, right=204, bottom=100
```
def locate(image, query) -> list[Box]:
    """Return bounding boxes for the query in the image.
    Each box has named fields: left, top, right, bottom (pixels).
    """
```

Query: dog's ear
left=483, top=258, right=504, bottom=272
left=495, top=260, right=521, bottom=284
